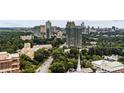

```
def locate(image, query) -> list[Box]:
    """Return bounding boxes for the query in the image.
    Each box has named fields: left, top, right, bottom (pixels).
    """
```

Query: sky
left=0, top=20, right=124, bottom=28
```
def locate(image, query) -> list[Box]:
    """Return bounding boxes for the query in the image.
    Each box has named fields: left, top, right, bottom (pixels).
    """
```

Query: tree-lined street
left=36, top=56, right=53, bottom=73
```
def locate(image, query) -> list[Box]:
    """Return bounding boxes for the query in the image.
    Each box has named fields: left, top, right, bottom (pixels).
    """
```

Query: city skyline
left=0, top=20, right=124, bottom=28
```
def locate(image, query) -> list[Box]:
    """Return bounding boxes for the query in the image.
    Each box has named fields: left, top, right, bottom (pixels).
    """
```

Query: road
left=35, top=56, right=53, bottom=73
left=35, top=43, right=65, bottom=73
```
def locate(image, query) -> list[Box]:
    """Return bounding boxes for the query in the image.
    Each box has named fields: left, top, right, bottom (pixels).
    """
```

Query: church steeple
left=76, top=49, right=82, bottom=73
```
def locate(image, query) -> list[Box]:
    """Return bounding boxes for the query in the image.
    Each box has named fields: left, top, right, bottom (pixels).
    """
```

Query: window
left=12, top=65, right=17, bottom=68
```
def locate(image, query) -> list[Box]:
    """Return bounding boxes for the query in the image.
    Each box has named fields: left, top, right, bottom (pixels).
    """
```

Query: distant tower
left=34, top=26, right=41, bottom=37
left=66, top=21, right=82, bottom=48
left=87, top=25, right=90, bottom=34
left=40, top=25, right=46, bottom=39
left=81, top=22, right=86, bottom=34
left=81, top=22, right=85, bottom=29
left=46, top=21, right=52, bottom=39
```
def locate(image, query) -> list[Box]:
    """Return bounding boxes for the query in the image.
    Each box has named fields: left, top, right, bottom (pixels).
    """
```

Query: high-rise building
left=40, top=25, right=46, bottom=39
left=81, top=22, right=86, bottom=34
left=66, top=22, right=82, bottom=48
left=46, top=21, right=52, bottom=39
left=81, top=22, right=85, bottom=29
left=33, top=26, right=41, bottom=37
left=40, top=25, right=46, bottom=33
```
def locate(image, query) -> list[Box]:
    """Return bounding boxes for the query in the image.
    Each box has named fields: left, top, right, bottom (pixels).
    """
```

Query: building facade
left=66, top=22, right=82, bottom=48
left=0, top=52, right=20, bottom=73
left=81, top=22, right=87, bottom=34
left=20, top=43, right=34, bottom=59
left=33, top=26, right=41, bottom=37
left=40, top=25, right=46, bottom=39
left=46, top=21, right=52, bottom=39
left=40, top=25, right=46, bottom=33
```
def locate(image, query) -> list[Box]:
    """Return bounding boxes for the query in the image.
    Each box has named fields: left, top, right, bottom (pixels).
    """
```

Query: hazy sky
left=0, top=20, right=124, bottom=28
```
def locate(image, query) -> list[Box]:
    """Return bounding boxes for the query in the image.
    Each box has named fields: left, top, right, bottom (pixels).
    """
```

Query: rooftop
left=104, top=55, right=118, bottom=61
left=0, top=52, right=8, bottom=55
left=0, top=52, right=19, bottom=61
left=32, top=44, right=52, bottom=51
left=102, top=62, right=124, bottom=72
left=92, top=60, right=109, bottom=66
left=82, top=68, right=93, bottom=73
left=10, top=53, right=19, bottom=58
left=92, top=60, right=124, bottom=72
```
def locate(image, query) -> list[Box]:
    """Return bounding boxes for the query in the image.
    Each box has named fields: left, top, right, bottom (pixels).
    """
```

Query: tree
left=118, top=57, right=124, bottom=64
left=81, top=59, right=93, bottom=68
left=0, top=31, right=32, bottom=53
left=69, top=48, right=79, bottom=58
left=112, top=26, right=116, bottom=30
left=49, top=62, right=66, bottom=73
left=92, top=55, right=102, bottom=61
left=52, top=49, right=64, bottom=60
left=21, top=61, right=36, bottom=73
left=51, top=38, right=65, bottom=48
left=20, top=54, right=36, bottom=73
left=81, top=49, right=87, bottom=55
left=67, top=59, right=77, bottom=69
left=34, top=48, right=50, bottom=62
left=20, top=54, right=32, bottom=62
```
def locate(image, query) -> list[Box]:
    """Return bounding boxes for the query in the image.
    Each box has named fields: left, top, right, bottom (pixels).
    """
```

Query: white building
left=82, top=68, right=93, bottom=73
left=92, top=60, right=124, bottom=73
left=32, top=44, right=52, bottom=52
left=64, top=49, right=71, bottom=53
left=104, top=55, right=119, bottom=61
left=20, top=35, right=34, bottom=41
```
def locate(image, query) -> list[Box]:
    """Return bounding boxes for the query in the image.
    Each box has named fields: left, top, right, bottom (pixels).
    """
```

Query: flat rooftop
left=0, top=52, right=19, bottom=61
left=92, top=60, right=124, bottom=72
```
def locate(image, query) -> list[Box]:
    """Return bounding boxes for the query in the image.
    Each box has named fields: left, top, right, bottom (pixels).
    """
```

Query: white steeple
left=76, top=50, right=82, bottom=73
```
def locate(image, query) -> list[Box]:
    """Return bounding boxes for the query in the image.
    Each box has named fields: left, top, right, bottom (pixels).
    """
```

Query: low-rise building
left=20, top=35, right=34, bottom=41
left=92, top=60, right=124, bottom=73
left=64, top=49, right=71, bottom=53
left=90, top=41, right=97, bottom=45
left=32, top=44, right=52, bottom=52
left=82, top=68, right=93, bottom=73
left=104, top=55, right=119, bottom=61
left=0, top=52, right=20, bottom=73
left=20, top=43, right=34, bottom=59
left=56, top=31, right=63, bottom=38
left=20, top=43, right=52, bottom=59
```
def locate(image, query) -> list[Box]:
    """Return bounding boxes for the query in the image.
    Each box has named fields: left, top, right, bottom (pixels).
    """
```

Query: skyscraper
left=66, top=22, right=82, bottom=48
left=46, top=21, right=52, bottom=39
left=81, top=22, right=86, bottom=34
left=40, top=25, right=45, bottom=33
left=40, top=25, right=46, bottom=39
left=33, top=26, right=41, bottom=37
left=81, top=22, right=85, bottom=29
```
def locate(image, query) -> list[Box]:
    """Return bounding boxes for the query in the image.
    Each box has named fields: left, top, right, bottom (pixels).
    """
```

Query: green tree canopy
left=49, top=61, right=66, bottom=73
